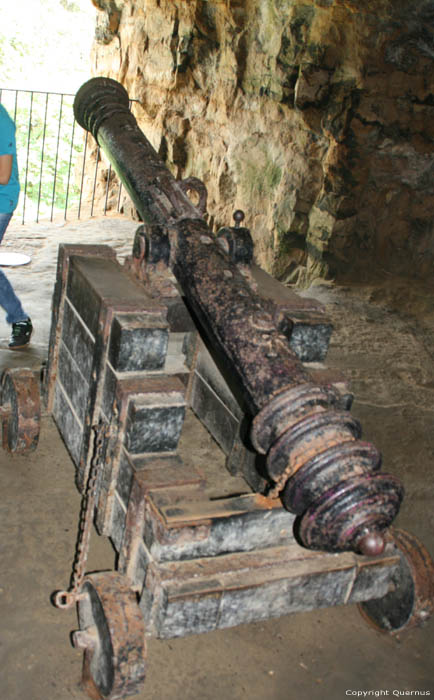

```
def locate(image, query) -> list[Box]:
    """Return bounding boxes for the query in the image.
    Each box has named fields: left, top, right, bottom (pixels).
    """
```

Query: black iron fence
left=0, top=88, right=135, bottom=224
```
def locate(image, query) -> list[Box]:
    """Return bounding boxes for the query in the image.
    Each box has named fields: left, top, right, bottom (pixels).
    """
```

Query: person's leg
left=0, top=212, right=12, bottom=243
left=0, top=212, right=32, bottom=348
left=0, top=212, right=28, bottom=323
left=0, top=268, right=28, bottom=323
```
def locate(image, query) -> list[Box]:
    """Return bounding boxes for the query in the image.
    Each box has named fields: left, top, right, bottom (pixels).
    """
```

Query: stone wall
left=88, top=0, right=434, bottom=285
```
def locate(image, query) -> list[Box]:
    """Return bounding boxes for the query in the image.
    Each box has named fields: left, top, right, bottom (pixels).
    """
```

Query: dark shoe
left=9, top=318, right=33, bottom=349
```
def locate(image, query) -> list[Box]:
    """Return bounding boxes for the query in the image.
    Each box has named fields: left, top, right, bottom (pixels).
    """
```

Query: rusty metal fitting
left=266, top=410, right=362, bottom=485
left=72, top=626, right=98, bottom=651
left=53, top=590, right=77, bottom=610
left=297, top=473, right=404, bottom=554
left=74, top=77, right=132, bottom=144
left=132, top=223, right=171, bottom=267
left=217, top=210, right=254, bottom=266
left=252, top=384, right=403, bottom=554
left=359, top=528, right=434, bottom=631
left=281, top=440, right=382, bottom=514
left=178, top=176, right=208, bottom=217
left=250, top=383, right=341, bottom=454
left=233, top=209, right=245, bottom=227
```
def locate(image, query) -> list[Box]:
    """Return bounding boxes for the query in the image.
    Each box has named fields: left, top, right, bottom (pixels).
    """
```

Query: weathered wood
left=249, top=263, right=333, bottom=362
left=96, top=373, right=187, bottom=536
left=52, top=382, right=83, bottom=465
left=43, top=243, right=116, bottom=413
left=132, top=455, right=204, bottom=492
left=189, top=372, right=240, bottom=455
left=109, top=312, right=169, bottom=372
left=57, top=341, right=90, bottom=425
left=61, top=300, right=95, bottom=381
left=141, top=544, right=399, bottom=638
left=49, top=250, right=177, bottom=494
left=158, top=493, right=279, bottom=526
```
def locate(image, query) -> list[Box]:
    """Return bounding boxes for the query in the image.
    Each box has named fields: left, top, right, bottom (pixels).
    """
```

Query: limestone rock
left=87, top=0, right=434, bottom=285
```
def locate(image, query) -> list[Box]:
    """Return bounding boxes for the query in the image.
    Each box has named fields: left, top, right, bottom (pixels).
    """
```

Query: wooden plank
left=108, top=312, right=169, bottom=372
left=250, top=263, right=333, bottom=362
left=250, top=264, right=324, bottom=312
left=194, top=339, right=244, bottom=418
left=61, top=300, right=95, bottom=379
left=145, top=490, right=297, bottom=562
left=157, top=492, right=281, bottom=526
left=133, top=455, right=204, bottom=491
left=158, top=545, right=360, bottom=589
left=189, top=372, right=240, bottom=456
left=348, top=553, right=399, bottom=604
left=57, top=341, right=90, bottom=425
left=52, top=382, right=83, bottom=467
left=43, top=244, right=116, bottom=412
left=71, top=255, right=166, bottom=314
left=125, top=392, right=186, bottom=455
left=144, top=545, right=399, bottom=638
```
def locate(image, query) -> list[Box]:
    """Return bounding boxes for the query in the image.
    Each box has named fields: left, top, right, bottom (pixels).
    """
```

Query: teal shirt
left=0, top=104, right=20, bottom=214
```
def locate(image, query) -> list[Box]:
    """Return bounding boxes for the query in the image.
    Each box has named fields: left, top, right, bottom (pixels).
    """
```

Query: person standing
left=0, top=103, right=33, bottom=349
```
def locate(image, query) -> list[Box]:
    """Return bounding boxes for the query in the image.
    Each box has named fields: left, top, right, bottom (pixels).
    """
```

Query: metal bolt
left=72, top=626, right=98, bottom=650
left=233, top=210, right=245, bottom=228
left=358, top=531, right=385, bottom=557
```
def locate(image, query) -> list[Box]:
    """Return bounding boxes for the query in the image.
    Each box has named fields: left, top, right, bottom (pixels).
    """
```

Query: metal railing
left=0, top=88, right=135, bottom=224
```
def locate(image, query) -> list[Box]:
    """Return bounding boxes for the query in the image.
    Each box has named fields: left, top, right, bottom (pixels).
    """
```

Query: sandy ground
left=0, top=214, right=433, bottom=700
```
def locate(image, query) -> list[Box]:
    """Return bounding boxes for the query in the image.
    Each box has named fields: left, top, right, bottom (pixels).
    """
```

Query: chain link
left=54, top=421, right=109, bottom=609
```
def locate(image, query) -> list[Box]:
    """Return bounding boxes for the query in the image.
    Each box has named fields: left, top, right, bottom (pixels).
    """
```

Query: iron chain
left=54, top=421, right=110, bottom=609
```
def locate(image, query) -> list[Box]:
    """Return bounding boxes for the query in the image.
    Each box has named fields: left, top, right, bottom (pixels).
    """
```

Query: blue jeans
left=0, top=212, right=28, bottom=324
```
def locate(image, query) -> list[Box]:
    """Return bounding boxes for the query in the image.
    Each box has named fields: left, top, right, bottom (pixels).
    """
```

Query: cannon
left=69, top=77, right=403, bottom=557
left=6, top=76, right=427, bottom=698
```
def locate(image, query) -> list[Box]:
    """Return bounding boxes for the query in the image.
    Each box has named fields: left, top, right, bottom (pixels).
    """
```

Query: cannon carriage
left=0, top=77, right=432, bottom=700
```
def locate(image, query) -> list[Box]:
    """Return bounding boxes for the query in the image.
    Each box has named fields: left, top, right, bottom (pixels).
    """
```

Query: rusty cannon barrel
left=73, top=77, right=403, bottom=556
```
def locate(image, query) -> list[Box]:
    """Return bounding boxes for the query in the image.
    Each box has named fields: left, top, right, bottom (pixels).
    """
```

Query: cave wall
left=89, top=0, right=434, bottom=285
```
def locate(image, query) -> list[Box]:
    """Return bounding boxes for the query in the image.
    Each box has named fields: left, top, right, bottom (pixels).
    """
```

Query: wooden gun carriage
left=0, top=77, right=432, bottom=700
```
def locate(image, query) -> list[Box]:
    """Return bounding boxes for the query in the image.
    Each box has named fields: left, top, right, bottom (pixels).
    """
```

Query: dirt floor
left=0, top=216, right=433, bottom=700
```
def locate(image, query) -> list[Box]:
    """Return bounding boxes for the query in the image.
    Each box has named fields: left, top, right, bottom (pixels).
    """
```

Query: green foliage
left=1, top=92, right=85, bottom=218
left=0, top=0, right=96, bottom=219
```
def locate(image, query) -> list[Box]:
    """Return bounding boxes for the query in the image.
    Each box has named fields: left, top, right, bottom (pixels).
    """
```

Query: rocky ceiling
left=88, top=0, right=434, bottom=286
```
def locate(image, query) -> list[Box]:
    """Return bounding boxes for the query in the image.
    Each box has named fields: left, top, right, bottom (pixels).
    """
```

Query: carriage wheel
left=0, top=368, right=40, bottom=453
left=359, top=529, right=434, bottom=634
left=73, top=572, right=146, bottom=700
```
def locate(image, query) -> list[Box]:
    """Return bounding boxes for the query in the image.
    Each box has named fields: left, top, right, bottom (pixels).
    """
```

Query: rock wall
left=88, top=0, right=434, bottom=285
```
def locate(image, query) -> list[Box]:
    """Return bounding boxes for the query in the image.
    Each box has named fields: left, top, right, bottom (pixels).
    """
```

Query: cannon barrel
left=73, top=77, right=310, bottom=410
left=74, top=77, right=403, bottom=555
